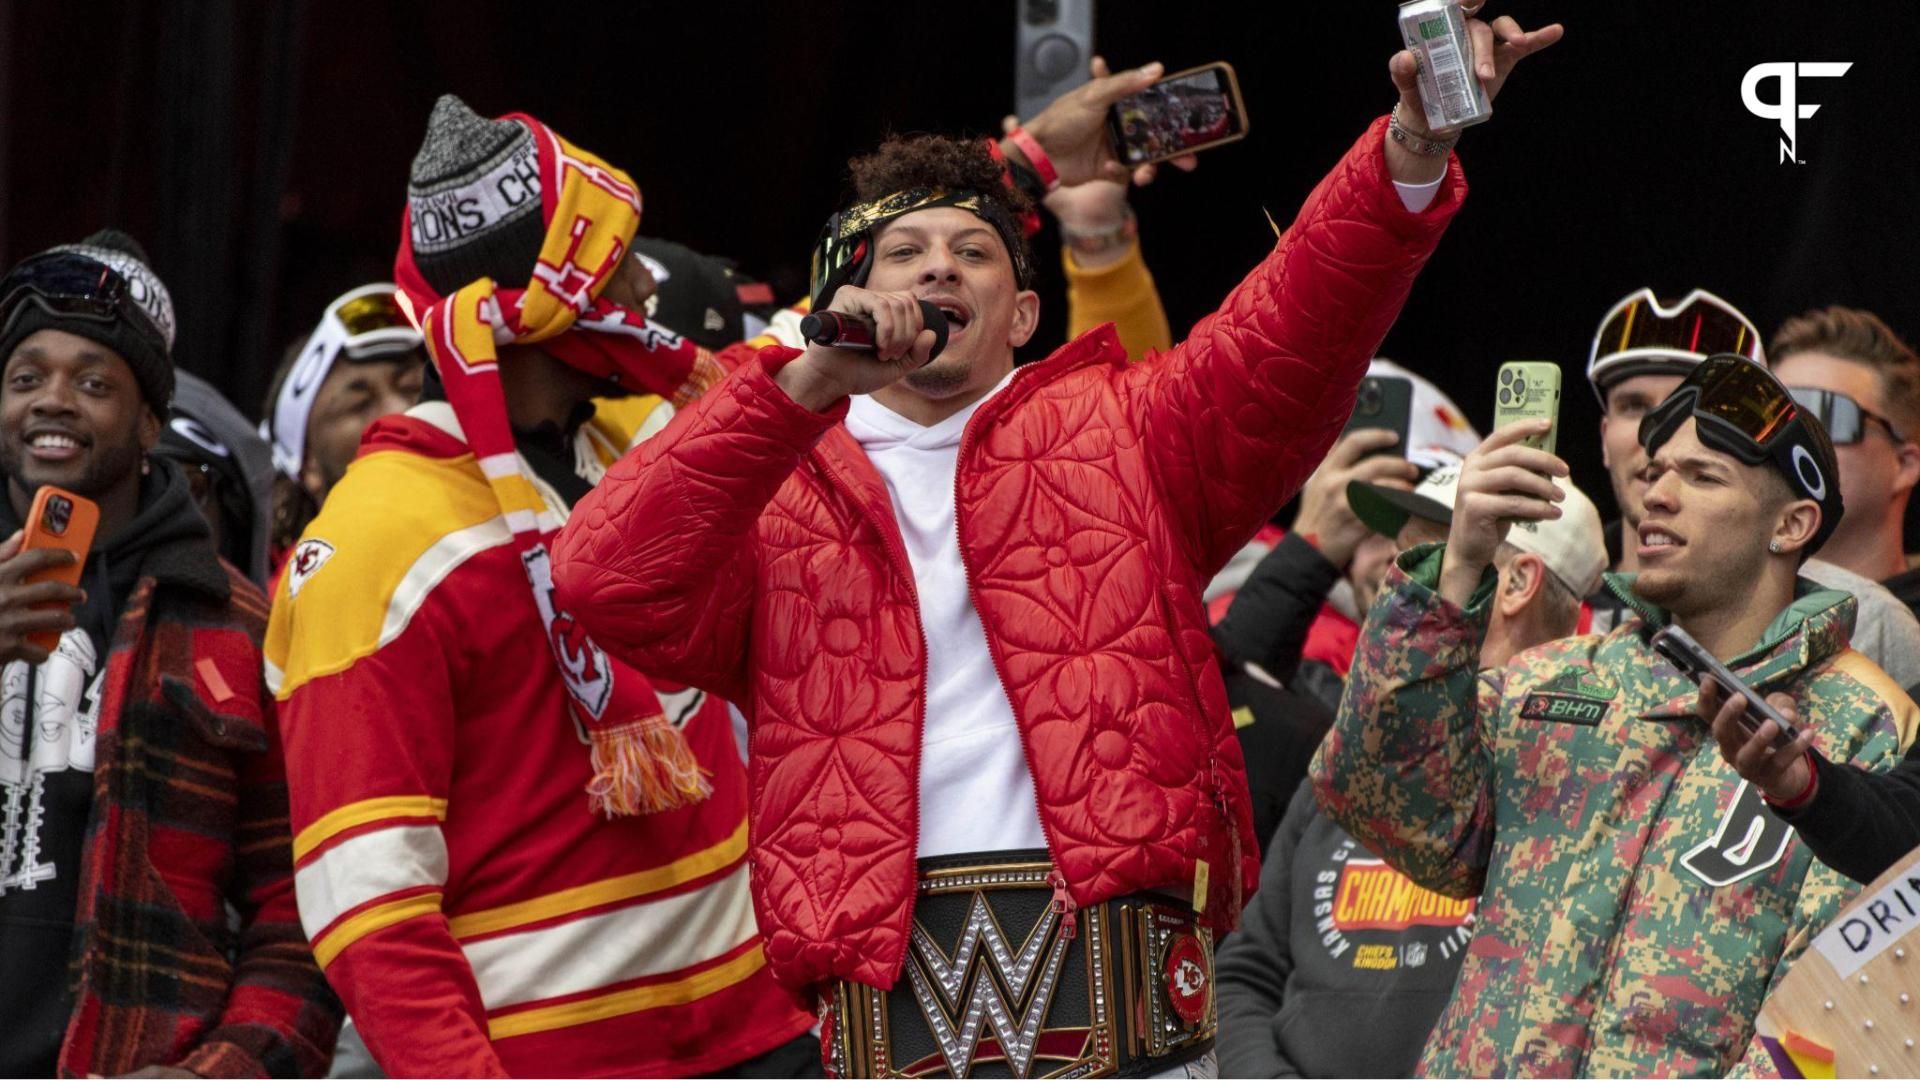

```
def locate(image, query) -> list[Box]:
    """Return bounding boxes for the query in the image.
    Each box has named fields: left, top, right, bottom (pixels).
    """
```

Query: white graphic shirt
left=0, top=628, right=103, bottom=894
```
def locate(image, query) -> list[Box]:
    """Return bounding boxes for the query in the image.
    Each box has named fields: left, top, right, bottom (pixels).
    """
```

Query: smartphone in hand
left=20, top=486, right=97, bottom=652
left=1493, top=361, right=1561, bottom=455
left=1651, top=625, right=1801, bottom=747
left=1105, top=61, right=1249, bottom=167
left=1341, top=375, right=1414, bottom=460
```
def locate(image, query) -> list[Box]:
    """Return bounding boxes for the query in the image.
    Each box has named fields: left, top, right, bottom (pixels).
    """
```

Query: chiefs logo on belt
left=1163, top=932, right=1209, bottom=1026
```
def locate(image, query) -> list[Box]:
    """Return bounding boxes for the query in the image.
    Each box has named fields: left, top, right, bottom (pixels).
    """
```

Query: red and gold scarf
left=395, top=114, right=721, bottom=816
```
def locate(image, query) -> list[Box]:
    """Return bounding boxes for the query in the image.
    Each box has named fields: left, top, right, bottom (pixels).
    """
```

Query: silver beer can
left=1398, top=0, right=1492, bottom=131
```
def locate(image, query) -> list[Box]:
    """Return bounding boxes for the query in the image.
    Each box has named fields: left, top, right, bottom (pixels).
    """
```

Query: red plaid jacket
left=59, top=560, right=340, bottom=1077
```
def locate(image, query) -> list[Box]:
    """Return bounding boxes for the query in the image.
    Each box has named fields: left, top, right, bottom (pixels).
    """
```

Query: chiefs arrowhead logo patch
left=286, top=539, right=335, bottom=598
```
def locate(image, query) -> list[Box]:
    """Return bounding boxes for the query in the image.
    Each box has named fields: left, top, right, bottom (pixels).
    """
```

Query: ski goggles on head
left=266, top=283, right=422, bottom=481
left=0, top=250, right=171, bottom=356
left=1640, top=353, right=1843, bottom=552
left=1588, top=288, right=1765, bottom=405
left=1789, top=386, right=1909, bottom=445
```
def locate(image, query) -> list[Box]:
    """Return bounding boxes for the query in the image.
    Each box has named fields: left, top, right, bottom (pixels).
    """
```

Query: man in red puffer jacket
left=555, top=18, right=1559, bottom=1077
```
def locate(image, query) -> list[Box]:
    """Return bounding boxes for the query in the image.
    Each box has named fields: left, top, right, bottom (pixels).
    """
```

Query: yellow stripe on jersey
left=486, top=945, right=767, bottom=1041
left=265, top=444, right=509, bottom=700
left=313, top=891, right=445, bottom=969
left=446, top=819, right=748, bottom=940
left=294, top=794, right=450, bottom=862
left=586, top=393, right=670, bottom=458
left=1827, top=648, right=1920, bottom=751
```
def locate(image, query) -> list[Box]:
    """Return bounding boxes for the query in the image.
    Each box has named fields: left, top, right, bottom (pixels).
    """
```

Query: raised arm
left=1120, top=10, right=1559, bottom=574
left=1311, top=422, right=1569, bottom=895
left=1118, top=114, right=1463, bottom=573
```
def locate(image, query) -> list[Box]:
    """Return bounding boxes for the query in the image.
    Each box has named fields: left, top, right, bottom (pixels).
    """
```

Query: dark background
left=4, top=0, right=1915, bottom=525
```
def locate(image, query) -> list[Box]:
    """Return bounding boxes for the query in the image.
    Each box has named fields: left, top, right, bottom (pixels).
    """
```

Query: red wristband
left=1007, top=127, right=1060, bottom=192
left=984, top=137, right=1045, bottom=238
left=1763, top=749, right=1821, bottom=810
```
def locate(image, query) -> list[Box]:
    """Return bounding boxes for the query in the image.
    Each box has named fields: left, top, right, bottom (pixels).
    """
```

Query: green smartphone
left=1494, top=362, right=1561, bottom=455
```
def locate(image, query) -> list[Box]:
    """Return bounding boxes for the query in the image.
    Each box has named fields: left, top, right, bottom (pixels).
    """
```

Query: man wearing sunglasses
left=1313, top=355, right=1916, bottom=1075
left=0, top=232, right=340, bottom=1076
left=1770, top=306, right=1920, bottom=617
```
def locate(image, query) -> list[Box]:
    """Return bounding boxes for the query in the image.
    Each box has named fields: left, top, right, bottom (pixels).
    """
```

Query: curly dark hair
left=847, top=134, right=1033, bottom=272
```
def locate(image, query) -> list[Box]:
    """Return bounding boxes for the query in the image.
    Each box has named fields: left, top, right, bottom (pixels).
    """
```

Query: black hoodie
left=0, top=459, right=226, bottom=1076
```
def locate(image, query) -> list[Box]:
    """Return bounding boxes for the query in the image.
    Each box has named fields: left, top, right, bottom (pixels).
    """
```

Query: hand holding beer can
left=1398, top=0, right=1493, bottom=131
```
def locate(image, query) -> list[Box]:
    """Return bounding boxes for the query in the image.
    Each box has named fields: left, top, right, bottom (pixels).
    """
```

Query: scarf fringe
left=587, top=718, right=714, bottom=817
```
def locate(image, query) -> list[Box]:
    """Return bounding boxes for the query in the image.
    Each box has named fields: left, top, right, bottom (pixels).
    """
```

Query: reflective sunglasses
left=325, top=287, right=418, bottom=361
left=1788, top=386, right=1908, bottom=445
left=1592, top=288, right=1764, bottom=367
left=1642, top=354, right=1799, bottom=465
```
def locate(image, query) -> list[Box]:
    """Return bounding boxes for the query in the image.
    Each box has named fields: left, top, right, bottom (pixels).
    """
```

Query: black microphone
left=800, top=300, right=949, bottom=361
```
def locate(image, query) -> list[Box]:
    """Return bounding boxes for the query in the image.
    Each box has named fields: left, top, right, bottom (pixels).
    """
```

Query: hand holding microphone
left=801, top=298, right=949, bottom=362
left=775, top=287, right=955, bottom=410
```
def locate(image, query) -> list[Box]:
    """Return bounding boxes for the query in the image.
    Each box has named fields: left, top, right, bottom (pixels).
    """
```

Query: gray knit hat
left=407, top=95, right=547, bottom=297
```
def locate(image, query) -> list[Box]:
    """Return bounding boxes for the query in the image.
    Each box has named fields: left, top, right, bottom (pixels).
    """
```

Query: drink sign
left=1757, top=845, right=1920, bottom=1077
left=1813, top=866, right=1920, bottom=979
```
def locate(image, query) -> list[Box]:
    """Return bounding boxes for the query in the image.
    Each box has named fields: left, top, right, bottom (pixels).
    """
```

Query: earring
left=142, top=456, right=151, bottom=476
left=1768, top=540, right=1782, bottom=554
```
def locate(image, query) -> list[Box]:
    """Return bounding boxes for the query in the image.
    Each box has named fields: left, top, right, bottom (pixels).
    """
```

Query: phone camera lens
left=1499, top=369, right=1513, bottom=386
left=1512, top=379, right=1527, bottom=397
left=1497, top=388, right=1512, bottom=406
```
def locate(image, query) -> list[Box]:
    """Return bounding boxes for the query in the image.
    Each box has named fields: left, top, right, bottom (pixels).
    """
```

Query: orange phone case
left=20, top=485, right=98, bottom=652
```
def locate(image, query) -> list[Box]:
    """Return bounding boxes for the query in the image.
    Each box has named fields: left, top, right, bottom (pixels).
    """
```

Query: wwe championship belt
left=826, top=851, right=1216, bottom=1078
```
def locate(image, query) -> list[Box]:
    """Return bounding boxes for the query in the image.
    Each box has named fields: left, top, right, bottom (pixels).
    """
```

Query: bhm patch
left=1519, top=692, right=1611, bottom=726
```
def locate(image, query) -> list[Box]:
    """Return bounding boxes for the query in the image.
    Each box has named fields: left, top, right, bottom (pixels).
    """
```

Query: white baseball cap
left=1347, top=465, right=1609, bottom=597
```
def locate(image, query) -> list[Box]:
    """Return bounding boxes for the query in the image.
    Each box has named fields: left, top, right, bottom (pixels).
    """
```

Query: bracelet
left=1059, top=208, right=1138, bottom=256
left=1764, top=749, right=1822, bottom=811
left=983, top=137, right=1046, bottom=238
left=1007, top=127, right=1061, bottom=191
left=1387, top=104, right=1459, bottom=157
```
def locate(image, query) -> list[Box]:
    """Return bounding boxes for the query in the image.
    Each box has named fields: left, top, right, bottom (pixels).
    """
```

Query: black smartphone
left=1340, top=375, right=1414, bottom=459
left=1105, top=61, right=1250, bottom=168
left=1650, top=626, right=1801, bottom=747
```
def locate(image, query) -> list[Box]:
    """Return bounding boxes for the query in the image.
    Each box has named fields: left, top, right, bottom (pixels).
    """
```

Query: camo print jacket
left=1310, top=544, right=1919, bottom=1078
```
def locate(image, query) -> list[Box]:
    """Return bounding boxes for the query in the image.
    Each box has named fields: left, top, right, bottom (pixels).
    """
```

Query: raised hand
left=1293, top=430, right=1421, bottom=567
left=1006, top=56, right=1193, bottom=188
left=1384, top=3, right=1564, bottom=183
left=1437, top=420, right=1568, bottom=607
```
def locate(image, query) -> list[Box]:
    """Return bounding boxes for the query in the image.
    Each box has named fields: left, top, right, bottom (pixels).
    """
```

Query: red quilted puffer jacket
left=553, top=118, right=1464, bottom=995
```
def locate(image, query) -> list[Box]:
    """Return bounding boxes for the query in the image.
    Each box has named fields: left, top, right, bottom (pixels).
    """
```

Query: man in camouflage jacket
left=1313, top=405, right=1918, bottom=1076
